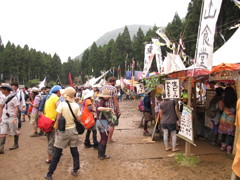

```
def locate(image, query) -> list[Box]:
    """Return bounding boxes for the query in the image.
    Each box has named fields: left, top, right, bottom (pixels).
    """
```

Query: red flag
left=68, top=73, right=74, bottom=87
left=117, top=65, right=121, bottom=72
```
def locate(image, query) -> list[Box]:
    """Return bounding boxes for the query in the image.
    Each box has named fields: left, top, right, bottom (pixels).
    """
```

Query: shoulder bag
left=66, top=101, right=85, bottom=134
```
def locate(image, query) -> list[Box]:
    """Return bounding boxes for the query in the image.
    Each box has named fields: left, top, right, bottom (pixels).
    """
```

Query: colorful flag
left=68, top=73, right=74, bottom=87
left=195, top=0, right=223, bottom=70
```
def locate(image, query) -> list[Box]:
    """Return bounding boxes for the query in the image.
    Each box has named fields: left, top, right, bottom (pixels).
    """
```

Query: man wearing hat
left=0, top=85, right=20, bottom=153
left=44, top=85, right=62, bottom=164
left=99, top=77, right=121, bottom=143
left=45, top=87, right=81, bottom=179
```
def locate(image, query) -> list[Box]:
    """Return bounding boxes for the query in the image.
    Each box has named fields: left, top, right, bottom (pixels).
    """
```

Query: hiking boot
left=71, top=170, right=78, bottom=177
left=9, top=135, right=19, bottom=150
left=84, top=142, right=93, bottom=148
left=143, top=130, right=151, bottom=136
left=0, top=137, right=6, bottom=154
left=30, top=132, right=39, bottom=137
left=44, top=174, right=52, bottom=180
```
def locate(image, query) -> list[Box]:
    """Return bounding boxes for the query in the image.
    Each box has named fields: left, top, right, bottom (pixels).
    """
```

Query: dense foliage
left=0, top=0, right=239, bottom=86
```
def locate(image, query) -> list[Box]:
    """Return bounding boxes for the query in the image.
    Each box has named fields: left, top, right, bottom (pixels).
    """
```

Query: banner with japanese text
left=152, top=38, right=163, bottom=74
left=177, top=104, right=196, bottom=146
left=136, top=83, right=145, bottom=94
left=195, top=0, right=222, bottom=70
left=164, top=79, right=180, bottom=99
left=139, top=44, right=156, bottom=79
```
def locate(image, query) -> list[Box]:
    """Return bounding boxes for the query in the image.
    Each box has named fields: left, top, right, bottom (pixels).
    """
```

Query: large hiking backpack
left=138, top=99, right=145, bottom=112
left=206, top=103, right=217, bottom=118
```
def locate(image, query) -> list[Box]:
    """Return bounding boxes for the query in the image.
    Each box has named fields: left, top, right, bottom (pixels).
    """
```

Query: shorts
left=161, top=123, right=177, bottom=131
left=96, top=119, right=109, bottom=133
left=54, top=128, right=79, bottom=149
left=30, top=113, right=39, bottom=125
left=0, top=117, right=18, bottom=136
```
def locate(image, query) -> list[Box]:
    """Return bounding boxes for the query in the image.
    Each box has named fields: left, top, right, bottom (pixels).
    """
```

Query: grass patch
left=174, top=153, right=200, bottom=167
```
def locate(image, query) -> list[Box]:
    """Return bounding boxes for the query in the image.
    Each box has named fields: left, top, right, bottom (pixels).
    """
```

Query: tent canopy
left=213, top=28, right=240, bottom=66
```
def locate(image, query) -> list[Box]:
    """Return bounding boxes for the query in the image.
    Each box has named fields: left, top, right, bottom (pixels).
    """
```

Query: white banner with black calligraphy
left=136, top=83, right=145, bottom=94
left=164, top=79, right=180, bottom=99
left=195, top=0, right=223, bottom=70
left=177, top=104, right=195, bottom=145
left=139, top=44, right=156, bottom=79
left=152, top=38, right=163, bottom=74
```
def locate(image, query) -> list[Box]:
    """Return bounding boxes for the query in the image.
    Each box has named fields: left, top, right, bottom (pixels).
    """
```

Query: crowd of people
left=0, top=77, right=121, bottom=180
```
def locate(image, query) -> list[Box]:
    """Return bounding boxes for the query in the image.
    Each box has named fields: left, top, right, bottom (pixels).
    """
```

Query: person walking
left=44, top=87, right=81, bottom=180
left=44, top=85, right=62, bottom=164
left=29, top=87, right=41, bottom=137
left=0, top=85, right=19, bottom=153
left=159, top=95, right=180, bottom=152
left=143, top=91, right=152, bottom=136
left=96, top=89, right=113, bottom=160
left=100, top=77, right=121, bottom=143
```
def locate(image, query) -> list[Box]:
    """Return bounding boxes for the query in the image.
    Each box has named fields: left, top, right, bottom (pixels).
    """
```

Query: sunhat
left=31, top=87, right=39, bottom=93
left=0, top=84, right=12, bottom=91
left=82, top=89, right=94, bottom=100
left=60, top=87, right=76, bottom=102
left=98, top=89, right=112, bottom=98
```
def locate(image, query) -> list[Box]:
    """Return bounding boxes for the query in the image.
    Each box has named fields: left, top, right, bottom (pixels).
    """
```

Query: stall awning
left=211, top=63, right=240, bottom=73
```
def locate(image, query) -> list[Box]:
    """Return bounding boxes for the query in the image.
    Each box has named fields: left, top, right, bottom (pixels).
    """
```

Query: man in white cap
left=0, top=85, right=19, bottom=153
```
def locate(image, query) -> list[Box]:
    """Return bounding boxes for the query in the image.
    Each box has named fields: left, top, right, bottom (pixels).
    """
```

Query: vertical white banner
left=139, top=44, right=156, bottom=79
left=195, top=0, right=223, bottom=70
left=152, top=38, right=163, bottom=74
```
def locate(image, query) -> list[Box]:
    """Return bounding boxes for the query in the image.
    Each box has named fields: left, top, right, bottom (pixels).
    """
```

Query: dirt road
left=0, top=101, right=233, bottom=180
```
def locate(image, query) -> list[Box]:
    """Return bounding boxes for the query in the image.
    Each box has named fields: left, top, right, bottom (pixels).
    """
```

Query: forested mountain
left=75, top=24, right=153, bottom=60
left=0, top=0, right=239, bottom=86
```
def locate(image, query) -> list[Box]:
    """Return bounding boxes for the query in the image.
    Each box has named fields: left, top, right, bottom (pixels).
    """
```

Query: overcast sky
left=0, top=0, right=191, bottom=62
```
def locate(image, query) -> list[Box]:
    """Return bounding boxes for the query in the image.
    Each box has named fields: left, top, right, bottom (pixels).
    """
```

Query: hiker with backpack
left=206, top=87, right=224, bottom=146
left=218, top=86, right=237, bottom=154
left=0, top=85, right=20, bottom=154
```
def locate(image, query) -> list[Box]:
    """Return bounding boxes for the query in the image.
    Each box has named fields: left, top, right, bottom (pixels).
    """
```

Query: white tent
left=213, top=28, right=240, bottom=66
left=162, top=53, right=186, bottom=74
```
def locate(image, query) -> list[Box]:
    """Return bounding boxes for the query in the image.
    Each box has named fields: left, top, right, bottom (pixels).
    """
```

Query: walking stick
left=152, top=112, right=160, bottom=141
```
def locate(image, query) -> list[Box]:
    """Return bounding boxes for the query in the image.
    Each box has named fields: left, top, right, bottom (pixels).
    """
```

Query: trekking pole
left=151, top=112, right=160, bottom=141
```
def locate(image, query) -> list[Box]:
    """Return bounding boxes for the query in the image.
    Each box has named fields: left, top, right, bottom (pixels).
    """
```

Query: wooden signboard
left=177, top=103, right=196, bottom=146
left=205, top=89, right=216, bottom=128
left=165, top=79, right=180, bottom=99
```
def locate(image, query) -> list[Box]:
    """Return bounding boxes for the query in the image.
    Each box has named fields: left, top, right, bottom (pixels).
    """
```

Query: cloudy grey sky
left=0, top=0, right=191, bottom=62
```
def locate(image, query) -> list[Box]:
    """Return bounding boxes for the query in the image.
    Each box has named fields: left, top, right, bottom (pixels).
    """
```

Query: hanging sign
left=177, top=104, right=196, bottom=146
left=136, top=83, right=145, bottom=94
left=204, top=89, right=216, bottom=128
left=165, top=79, right=180, bottom=99
left=195, top=0, right=223, bottom=70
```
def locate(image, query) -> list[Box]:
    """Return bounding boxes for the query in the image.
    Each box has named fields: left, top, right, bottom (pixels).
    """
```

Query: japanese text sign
left=165, top=79, right=180, bottom=99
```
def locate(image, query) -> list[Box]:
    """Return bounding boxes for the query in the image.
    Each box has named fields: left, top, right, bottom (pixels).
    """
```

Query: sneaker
left=71, top=170, right=78, bottom=177
left=143, top=130, right=151, bottom=136
left=44, top=174, right=52, bottom=180
left=30, top=132, right=39, bottom=137
left=100, top=155, right=110, bottom=160
left=38, top=130, right=44, bottom=136
left=84, top=143, right=93, bottom=148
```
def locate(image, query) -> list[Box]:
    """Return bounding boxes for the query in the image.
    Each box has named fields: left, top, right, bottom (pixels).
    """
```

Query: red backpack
left=138, top=99, right=145, bottom=112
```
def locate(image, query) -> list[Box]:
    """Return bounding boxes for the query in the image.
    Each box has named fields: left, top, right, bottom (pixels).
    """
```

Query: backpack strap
left=66, top=100, right=77, bottom=121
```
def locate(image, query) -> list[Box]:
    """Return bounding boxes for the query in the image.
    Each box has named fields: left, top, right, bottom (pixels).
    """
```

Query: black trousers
left=47, top=146, right=80, bottom=176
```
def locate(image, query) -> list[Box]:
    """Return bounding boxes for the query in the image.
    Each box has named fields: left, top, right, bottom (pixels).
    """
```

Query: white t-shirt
left=56, top=101, right=81, bottom=129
